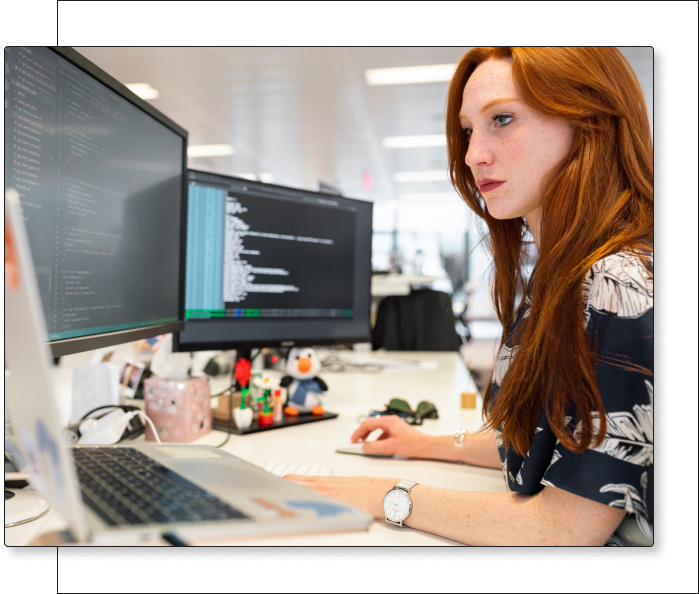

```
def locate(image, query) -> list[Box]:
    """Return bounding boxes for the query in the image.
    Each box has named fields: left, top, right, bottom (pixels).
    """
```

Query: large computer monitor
left=4, top=47, right=188, bottom=357
left=174, top=169, right=373, bottom=354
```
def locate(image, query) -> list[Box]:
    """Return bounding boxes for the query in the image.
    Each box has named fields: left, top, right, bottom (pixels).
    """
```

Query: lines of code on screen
left=185, top=178, right=356, bottom=321
left=4, top=47, right=184, bottom=341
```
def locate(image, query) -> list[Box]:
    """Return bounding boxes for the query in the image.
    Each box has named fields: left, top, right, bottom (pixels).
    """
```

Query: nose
left=464, top=130, right=493, bottom=169
left=297, top=357, right=312, bottom=373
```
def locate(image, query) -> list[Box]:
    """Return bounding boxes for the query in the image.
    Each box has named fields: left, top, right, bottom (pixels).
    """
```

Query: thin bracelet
left=453, top=428, right=468, bottom=447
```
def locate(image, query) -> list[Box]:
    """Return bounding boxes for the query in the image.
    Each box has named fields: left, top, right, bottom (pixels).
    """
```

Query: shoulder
left=582, top=249, right=653, bottom=322
left=588, top=249, right=653, bottom=280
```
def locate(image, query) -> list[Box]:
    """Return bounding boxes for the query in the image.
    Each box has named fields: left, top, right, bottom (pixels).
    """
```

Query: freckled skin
left=460, top=59, right=574, bottom=245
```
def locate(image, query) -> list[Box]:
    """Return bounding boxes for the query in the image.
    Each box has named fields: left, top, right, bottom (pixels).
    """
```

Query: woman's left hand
left=283, top=474, right=398, bottom=519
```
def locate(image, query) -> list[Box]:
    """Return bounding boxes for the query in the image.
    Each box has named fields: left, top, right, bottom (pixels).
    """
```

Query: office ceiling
left=74, top=46, right=653, bottom=206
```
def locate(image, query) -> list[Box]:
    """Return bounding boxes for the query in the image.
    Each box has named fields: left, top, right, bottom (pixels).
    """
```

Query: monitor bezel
left=173, top=169, right=374, bottom=353
left=39, top=47, right=189, bottom=357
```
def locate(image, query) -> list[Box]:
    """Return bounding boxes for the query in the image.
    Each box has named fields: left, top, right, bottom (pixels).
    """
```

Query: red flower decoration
left=234, top=358, right=252, bottom=387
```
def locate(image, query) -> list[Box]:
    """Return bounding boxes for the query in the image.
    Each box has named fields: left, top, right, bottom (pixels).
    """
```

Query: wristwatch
left=383, top=479, right=419, bottom=526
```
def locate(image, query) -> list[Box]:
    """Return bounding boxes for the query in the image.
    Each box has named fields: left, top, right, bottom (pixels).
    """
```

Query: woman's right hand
left=350, top=414, right=433, bottom=459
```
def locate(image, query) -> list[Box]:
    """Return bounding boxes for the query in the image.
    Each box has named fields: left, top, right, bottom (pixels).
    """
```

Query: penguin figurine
left=280, top=347, right=328, bottom=416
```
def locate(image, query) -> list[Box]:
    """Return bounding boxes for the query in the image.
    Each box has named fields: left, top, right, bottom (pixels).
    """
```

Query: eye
left=460, top=127, right=472, bottom=140
left=492, top=114, right=513, bottom=127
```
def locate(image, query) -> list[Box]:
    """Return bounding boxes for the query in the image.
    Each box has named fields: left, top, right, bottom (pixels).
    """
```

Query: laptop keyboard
left=73, top=447, right=248, bottom=527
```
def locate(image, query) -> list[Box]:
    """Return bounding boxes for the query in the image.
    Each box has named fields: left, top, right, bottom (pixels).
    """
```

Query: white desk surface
left=8, top=350, right=505, bottom=546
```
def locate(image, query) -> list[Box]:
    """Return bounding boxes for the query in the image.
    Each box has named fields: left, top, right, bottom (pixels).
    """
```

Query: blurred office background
left=75, top=46, right=653, bottom=375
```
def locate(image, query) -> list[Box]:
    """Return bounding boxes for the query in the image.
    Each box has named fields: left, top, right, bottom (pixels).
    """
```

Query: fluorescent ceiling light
left=383, top=134, right=446, bottom=148
left=393, top=170, right=449, bottom=183
left=125, top=83, right=160, bottom=100
left=365, top=64, right=456, bottom=86
left=187, top=144, right=235, bottom=157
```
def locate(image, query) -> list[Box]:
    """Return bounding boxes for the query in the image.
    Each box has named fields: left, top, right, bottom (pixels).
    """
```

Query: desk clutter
left=212, top=347, right=339, bottom=435
left=211, top=388, right=338, bottom=435
left=64, top=342, right=343, bottom=441
left=143, top=347, right=338, bottom=439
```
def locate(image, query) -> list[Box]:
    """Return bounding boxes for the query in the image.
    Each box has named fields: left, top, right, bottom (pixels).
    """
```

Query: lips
left=477, top=179, right=504, bottom=193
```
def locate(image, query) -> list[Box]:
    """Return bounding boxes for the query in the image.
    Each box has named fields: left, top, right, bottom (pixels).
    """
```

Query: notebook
left=4, top=189, right=372, bottom=545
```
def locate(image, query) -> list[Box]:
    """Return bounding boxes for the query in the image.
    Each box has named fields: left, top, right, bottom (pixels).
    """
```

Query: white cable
left=125, top=410, right=162, bottom=444
left=137, top=411, right=161, bottom=444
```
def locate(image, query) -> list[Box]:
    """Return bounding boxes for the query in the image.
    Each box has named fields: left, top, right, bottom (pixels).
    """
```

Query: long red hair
left=446, top=47, right=653, bottom=456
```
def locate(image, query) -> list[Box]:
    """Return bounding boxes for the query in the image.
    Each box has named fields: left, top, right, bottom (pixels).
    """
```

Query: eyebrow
left=459, top=97, right=520, bottom=125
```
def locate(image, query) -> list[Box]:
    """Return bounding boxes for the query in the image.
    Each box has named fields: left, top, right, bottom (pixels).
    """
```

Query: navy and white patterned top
left=490, top=250, right=654, bottom=546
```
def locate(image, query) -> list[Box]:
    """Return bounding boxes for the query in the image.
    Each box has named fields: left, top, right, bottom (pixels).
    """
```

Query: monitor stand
left=5, top=488, right=50, bottom=528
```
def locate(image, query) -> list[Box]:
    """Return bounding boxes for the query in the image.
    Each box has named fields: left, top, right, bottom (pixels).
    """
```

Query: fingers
left=350, top=420, right=379, bottom=443
left=350, top=415, right=402, bottom=443
left=283, top=473, right=316, bottom=483
left=283, top=474, right=340, bottom=497
left=360, top=439, right=387, bottom=454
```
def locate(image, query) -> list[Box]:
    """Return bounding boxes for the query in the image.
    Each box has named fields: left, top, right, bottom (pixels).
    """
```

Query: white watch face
left=383, top=488, right=412, bottom=523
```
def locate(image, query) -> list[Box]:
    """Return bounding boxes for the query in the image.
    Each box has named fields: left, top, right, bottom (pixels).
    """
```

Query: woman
left=286, top=47, right=653, bottom=546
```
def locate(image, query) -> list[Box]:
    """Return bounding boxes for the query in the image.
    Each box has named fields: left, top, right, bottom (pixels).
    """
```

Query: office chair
left=371, top=289, right=464, bottom=352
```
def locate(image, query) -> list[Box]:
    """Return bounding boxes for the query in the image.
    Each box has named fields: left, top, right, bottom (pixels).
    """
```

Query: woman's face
left=459, top=58, right=574, bottom=240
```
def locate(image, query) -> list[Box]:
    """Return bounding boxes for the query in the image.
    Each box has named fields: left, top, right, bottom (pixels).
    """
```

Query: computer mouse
left=335, top=441, right=395, bottom=458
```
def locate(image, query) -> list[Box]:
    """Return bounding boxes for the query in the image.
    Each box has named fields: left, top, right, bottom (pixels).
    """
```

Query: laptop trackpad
left=141, top=445, right=343, bottom=519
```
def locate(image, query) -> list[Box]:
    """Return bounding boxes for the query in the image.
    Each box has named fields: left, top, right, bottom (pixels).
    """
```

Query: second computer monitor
left=174, top=169, right=373, bottom=352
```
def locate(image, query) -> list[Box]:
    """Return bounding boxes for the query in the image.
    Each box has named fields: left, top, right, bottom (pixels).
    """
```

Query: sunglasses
left=383, top=398, right=439, bottom=426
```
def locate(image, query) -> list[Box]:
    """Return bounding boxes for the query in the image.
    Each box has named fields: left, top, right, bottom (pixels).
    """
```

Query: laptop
left=4, top=189, right=373, bottom=545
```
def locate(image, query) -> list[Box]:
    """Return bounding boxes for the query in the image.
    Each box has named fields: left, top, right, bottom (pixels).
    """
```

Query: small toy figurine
left=280, top=347, right=328, bottom=416
left=251, top=373, right=281, bottom=413
left=232, top=358, right=253, bottom=430
left=257, top=390, right=274, bottom=426
left=273, top=388, right=285, bottom=422
left=234, top=357, right=252, bottom=389
left=232, top=389, right=253, bottom=429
